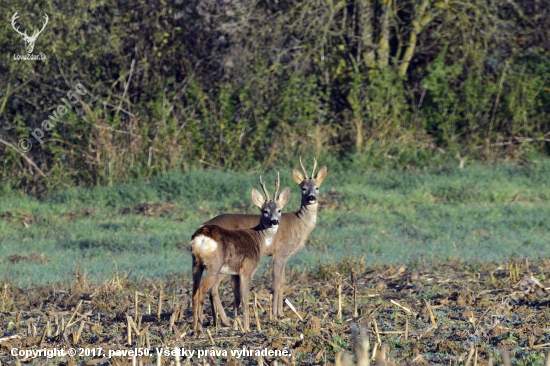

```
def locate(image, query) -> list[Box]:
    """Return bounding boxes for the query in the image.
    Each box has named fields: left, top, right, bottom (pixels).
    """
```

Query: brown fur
left=204, top=160, right=327, bottom=322
left=192, top=225, right=262, bottom=270
left=190, top=178, right=290, bottom=335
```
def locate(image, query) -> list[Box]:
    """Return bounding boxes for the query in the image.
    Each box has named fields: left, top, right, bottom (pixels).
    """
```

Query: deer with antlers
left=204, top=158, right=328, bottom=324
left=11, top=11, right=49, bottom=54
left=190, top=173, right=290, bottom=335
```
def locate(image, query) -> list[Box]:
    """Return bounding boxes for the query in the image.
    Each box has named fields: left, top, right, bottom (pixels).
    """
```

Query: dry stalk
left=424, top=300, right=437, bottom=328
left=127, top=315, right=140, bottom=335
left=371, top=343, right=378, bottom=363
left=66, top=300, right=83, bottom=331
left=373, top=319, right=382, bottom=345
left=206, top=328, right=215, bottom=346
left=146, top=331, right=151, bottom=350
left=314, top=347, right=326, bottom=362
left=74, top=320, right=85, bottom=344
left=172, top=324, right=186, bottom=349
left=39, top=326, right=48, bottom=347
left=405, top=317, right=409, bottom=341
left=157, top=289, right=163, bottom=321
left=465, top=346, right=475, bottom=366
left=253, top=297, right=262, bottom=331
left=134, top=290, right=139, bottom=322
left=284, top=298, right=303, bottom=321
left=0, top=335, right=21, bottom=342
left=351, top=270, right=358, bottom=317
left=279, top=355, right=291, bottom=365
left=169, top=312, right=175, bottom=332
left=389, top=299, right=412, bottom=315
left=235, top=317, right=246, bottom=334
left=337, top=283, right=343, bottom=320
left=127, top=317, right=132, bottom=345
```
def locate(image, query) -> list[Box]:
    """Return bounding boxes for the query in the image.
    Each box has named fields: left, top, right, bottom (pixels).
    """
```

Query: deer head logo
left=11, top=11, right=49, bottom=54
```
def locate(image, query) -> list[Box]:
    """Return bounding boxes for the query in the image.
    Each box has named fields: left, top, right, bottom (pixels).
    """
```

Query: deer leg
left=239, top=274, right=251, bottom=332
left=272, top=257, right=286, bottom=317
left=277, top=262, right=286, bottom=317
left=193, top=272, right=218, bottom=337
left=193, top=256, right=208, bottom=323
left=192, top=257, right=205, bottom=335
left=209, top=274, right=231, bottom=327
left=192, top=255, right=203, bottom=299
left=232, top=275, right=242, bottom=319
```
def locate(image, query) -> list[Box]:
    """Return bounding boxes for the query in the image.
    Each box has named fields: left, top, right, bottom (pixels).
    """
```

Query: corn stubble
left=0, top=258, right=549, bottom=365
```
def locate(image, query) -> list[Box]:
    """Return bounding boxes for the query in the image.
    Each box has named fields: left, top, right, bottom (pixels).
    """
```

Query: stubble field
left=1, top=160, right=550, bottom=364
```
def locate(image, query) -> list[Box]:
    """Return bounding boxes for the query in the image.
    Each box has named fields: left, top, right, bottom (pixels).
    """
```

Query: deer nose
left=307, top=195, right=316, bottom=202
left=270, top=219, right=279, bottom=226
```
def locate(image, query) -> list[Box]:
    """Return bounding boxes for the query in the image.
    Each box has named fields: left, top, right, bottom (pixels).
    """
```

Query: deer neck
left=252, top=224, right=278, bottom=254
left=296, top=201, right=318, bottom=229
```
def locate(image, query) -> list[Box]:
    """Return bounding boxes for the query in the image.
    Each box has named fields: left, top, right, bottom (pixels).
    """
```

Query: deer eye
left=277, top=210, right=281, bottom=213
left=263, top=210, right=268, bottom=214
left=315, top=187, right=319, bottom=190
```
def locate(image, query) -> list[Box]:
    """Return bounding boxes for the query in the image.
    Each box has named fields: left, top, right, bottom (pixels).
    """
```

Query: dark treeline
left=0, top=0, right=549, bottom=192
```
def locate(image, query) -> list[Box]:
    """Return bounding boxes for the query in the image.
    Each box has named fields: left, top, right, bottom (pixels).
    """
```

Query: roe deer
left=205, top=158, right=328, bottom=323
left=190, top=173, right=290, bottom=335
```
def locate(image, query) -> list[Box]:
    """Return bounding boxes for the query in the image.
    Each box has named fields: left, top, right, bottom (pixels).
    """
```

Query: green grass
left=1, top=160, right=549, bottom=286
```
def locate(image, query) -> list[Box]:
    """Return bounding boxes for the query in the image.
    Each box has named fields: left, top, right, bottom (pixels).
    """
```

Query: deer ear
left=314, top=166, right=328, bottom=186
left=292, top=169, right=304, bottom=184
left=251, top=188, right=265, bottom=209
left=277, top=187, right=291, bottom=208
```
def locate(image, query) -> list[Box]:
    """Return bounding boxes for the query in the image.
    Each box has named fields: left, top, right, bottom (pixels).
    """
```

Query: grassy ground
left=1, top=160, right=550, bottom=286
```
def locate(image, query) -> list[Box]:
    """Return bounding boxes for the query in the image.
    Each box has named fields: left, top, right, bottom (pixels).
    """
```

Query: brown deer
left=205, top=158, right=327, bottom=324
left=190, top=173, right=290, bottom=335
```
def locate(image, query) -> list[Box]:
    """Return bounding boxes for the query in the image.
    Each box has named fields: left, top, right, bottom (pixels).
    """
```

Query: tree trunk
left=398, top=0, right=434, bottom=76
left=377, top=0, right=392, bottom=68
left=355, top=118, right=364, bottom=151
left=358, top=0, right=376, bottom=69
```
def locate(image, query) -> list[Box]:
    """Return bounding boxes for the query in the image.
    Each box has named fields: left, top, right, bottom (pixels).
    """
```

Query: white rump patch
left=192, top=235, right=218, bottom=256
left=220, top=265, right=237, bottom=275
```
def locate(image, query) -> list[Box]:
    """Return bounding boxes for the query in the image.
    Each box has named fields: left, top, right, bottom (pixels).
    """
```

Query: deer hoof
left=193, top=329, right=204, bottom=338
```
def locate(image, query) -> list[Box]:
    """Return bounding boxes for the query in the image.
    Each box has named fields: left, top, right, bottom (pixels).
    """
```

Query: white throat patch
left=265, top=237, right=274, bottom=247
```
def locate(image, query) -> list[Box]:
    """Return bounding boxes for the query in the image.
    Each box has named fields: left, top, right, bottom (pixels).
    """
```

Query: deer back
left=191, top=225, right=262, bottom=271
left=204, top=211, right=314, bottom=257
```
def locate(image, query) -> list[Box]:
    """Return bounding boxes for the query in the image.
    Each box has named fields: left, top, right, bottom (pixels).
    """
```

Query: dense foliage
left=0, top=0, right=549, bottom=191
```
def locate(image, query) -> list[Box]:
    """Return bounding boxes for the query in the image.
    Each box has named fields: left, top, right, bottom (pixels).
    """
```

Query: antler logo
left=11, top=11, right=49, bottom=54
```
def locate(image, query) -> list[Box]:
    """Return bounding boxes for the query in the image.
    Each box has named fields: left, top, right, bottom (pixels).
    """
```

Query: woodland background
left=0, top=0, right=549, bottom=193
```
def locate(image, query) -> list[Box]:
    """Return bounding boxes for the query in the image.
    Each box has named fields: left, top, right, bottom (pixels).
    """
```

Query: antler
left=311, top=158, right=318, bottom=179
left=11, top=12, right=48, bottom=40
left=34, top=13, right=49, bottom=38
left=11, top=11, right=27, bottom=37
left=259, top=175, right=270, bottom=201
left=273, top=171, right=280, bottom=200
left=299, top=156, right=309, bottom=179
